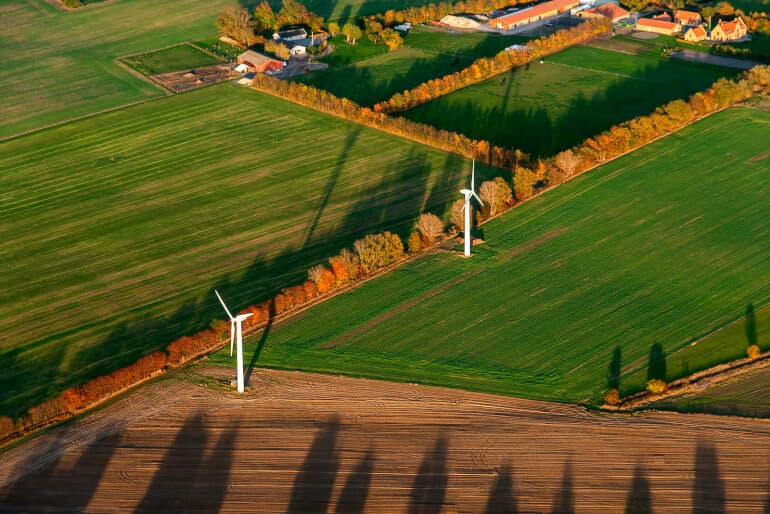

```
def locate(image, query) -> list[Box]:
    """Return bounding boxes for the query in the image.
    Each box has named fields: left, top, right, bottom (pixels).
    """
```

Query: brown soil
left=2, top=368, right=770, bottom=512
left=152, top=66, right=238, bottom=93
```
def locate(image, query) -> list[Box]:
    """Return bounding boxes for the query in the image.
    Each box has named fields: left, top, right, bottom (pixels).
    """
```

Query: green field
left=121, top=43, right=222, bottom=75
left=402, top=45, right=737, bottom=156
left=265, top=0, right=447, bottom=20
left=0, top=0, right=235, bottom=138
left=0, top=84, right=494, bottom=418
left=207, top=107, right=770, bottom=405
left=294, top=28, right=526, bottom=106
left=653, top=364, right=770, bottom=418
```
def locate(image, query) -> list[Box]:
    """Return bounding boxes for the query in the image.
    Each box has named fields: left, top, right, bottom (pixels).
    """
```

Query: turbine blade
left=230, top=321, right=235, bottom=356
left=473, top=192, right=484, bottom=206
left=215, top=289, right=234, bottom=320
left=471, top=160, right=476, bottom=192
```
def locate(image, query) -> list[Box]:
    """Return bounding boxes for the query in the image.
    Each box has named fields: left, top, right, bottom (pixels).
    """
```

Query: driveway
left=670, top=49, right=761, bottom=70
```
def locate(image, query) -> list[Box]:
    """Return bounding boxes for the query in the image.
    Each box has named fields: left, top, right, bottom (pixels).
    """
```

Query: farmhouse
left=489, top=0, right=580, bottom=29
left=674, top=9, right=702, bottom=26
left=236, top=50, right=284, bottom=73
left=636, top=17, right=681, bottom=35
left=577, top=3, right=630, bottom=23
left=710, top=17, right=747, bottom=41
left=653, top=12, right=673, bottom=21
left=684, top=25, right=707, bottom=42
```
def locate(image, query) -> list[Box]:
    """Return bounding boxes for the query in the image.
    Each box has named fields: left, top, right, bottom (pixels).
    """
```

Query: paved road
left=670, top=49, right=762, bottom=70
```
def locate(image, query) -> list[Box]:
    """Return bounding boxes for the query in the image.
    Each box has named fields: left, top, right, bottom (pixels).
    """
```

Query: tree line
left=373, top=18, right=611, bottom=114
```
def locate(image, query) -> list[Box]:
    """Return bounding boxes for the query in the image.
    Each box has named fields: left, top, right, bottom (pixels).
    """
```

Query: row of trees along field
left=373, top=18, right=611, bottom=114
left=1, top=207, right=510, bottom=444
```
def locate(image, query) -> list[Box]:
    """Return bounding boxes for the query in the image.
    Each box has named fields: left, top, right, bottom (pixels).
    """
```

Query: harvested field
left=581, top=37, right=649, bottom=55
left=2, top=368, right=770, bottom=512
left=152, top=65, right=238, bottom=92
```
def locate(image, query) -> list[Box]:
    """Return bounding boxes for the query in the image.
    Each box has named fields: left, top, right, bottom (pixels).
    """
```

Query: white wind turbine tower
left=460, top=160, right=484, bottom=257
left=215, top=290, right=253, bottom=393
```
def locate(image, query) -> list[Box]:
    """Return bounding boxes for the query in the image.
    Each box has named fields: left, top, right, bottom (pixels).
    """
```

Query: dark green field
left=121, top=44, right=222, bottom=75
left=402, top=45, right=737, bottom=156
left=295, top=28, right=526, bottom=106
left=207, top=107, right=770, bottom=405
left=0, top=84, right=494, bottom=418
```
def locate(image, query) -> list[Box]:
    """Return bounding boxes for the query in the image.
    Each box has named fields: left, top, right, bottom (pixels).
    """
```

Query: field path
left=2, top=368, right=770, bottom=512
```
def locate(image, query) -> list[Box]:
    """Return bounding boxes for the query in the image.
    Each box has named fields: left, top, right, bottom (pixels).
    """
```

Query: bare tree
left=216, top=6, right=254, bottom=46
left=554, top=149, right=581, bottom=178
left=479, top=180, right=500, bottom=217
left=416, top=213, right=444, bottom=244
left=450, top=198, right=465, bottom=229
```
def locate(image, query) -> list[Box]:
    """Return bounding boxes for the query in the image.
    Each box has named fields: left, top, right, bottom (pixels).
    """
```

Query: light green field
left=0, top=84, right=493, bottom=418
left=403, top=45, right=737, bottom=156
left=295, top=28, right=527, bottom=106
left=121, top=44, right=222, bottom=75
left=0, top=0, right=232, bottom=138
left=208, top=107, right=770, bottom=406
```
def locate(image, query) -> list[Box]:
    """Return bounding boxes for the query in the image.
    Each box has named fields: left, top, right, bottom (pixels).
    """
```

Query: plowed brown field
left=2, top=368, right=770, bottom=513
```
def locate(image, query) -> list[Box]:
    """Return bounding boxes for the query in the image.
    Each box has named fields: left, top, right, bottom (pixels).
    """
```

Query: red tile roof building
left=489, top=0, right=581, bottom=29
left=684, top=25, right=707, bottom=42
left=578, top=3, right=630, bottom=23
left=710, top=17, right=747, bottom=40
left=636, top=17, right=681, bottom=35
left=674, top=9, right=702, bottom=26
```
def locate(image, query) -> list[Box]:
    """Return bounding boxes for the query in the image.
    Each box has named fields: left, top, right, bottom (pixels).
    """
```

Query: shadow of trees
left=409, top=433, right=450, bottom=514
left=625, top=463, right=652, bottom=514
left=693, top=440, right=725, bottom=514
left=0, top=430, right=121, bottom=511
left=288, top=415, right=342, bottom=513
left=335, top=448, right=377, bottom=513
left=647, top=342, right=667, bottom=382
left=608, top=345, right=622, bottom=390
left=747, top=303, right=758, bottom=346
left=485, top=463, right=518, bottom=514
left=551, top=458, right=574, bottom=514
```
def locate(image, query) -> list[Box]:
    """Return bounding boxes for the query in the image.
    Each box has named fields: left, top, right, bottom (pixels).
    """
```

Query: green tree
left=381, top=28, right=404, bottom=51
left=253, top=1, right=278, bottom=33
left=342, top=23, right=362, bottom=44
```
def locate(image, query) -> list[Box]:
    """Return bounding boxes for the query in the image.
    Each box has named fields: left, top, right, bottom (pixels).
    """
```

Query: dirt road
left=2, top=367, right=770, bottom=512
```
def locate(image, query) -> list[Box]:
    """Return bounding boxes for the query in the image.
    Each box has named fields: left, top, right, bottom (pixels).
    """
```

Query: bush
left=747, top=344, right=761, bottom=360
left=646, top=379, right=667, bottom=394
left=604, top=388, right=620, bottom=406
left=302, top=280, right=318, bottom=300
left=408, top=231, right=422, bottom=253
left=0, top=416, right=16, bottom=442
left=309, top=264, right=335, bottom=293
left=416, top=213, right=444, bottom=246
left=167, top=329, right=219, bottom=367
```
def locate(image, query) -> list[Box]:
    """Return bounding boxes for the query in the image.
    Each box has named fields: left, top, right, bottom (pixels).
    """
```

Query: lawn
left=0, top=83, right=494, bottom=418
left=0, top=0, right=232, bottom=139
left=121, top=43, right=223, bottom=75
left=294, top=27, right=527, bottom=106
left=402, top=45, right=738, bottom=156
left=207, top=107, right=770, bottom=406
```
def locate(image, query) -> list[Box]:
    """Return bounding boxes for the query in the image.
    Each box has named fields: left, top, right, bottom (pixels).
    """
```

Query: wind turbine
left=215, top=290, right=253, bottom=393
left=460, top=160, right=484, bottom=257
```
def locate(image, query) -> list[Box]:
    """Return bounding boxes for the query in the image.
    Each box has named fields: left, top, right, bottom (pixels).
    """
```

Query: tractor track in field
left=3, top=368, right=770, bottom=512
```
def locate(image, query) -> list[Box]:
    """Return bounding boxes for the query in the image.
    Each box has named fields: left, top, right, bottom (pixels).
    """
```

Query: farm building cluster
left=634, top=9, right=748, bottom=42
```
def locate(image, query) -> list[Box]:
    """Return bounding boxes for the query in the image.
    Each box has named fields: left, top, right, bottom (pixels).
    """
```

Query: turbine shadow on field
left=335, top=448, right=377, bottom=513
left=693, top=440, right=726, bottom=514
left=551, top=458, right=574, bottom=514
left=0, top=430, right=121, bottom=511
left=409, top=433, right=450, bottom=514
left=485, top=463, right=518, bottom=513
left=625, top=463, right=652, bottom=514
left=287, top=415, right=341, bottom=513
